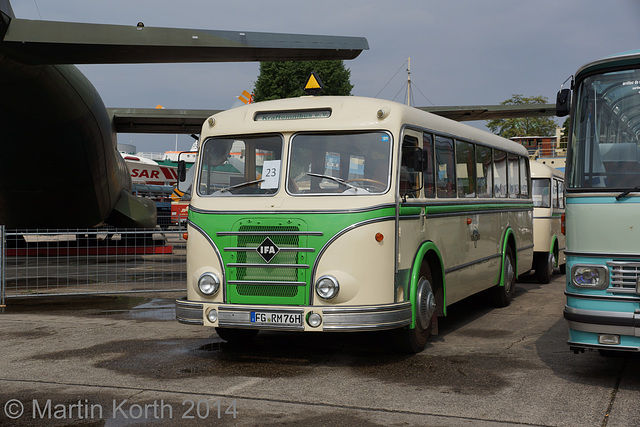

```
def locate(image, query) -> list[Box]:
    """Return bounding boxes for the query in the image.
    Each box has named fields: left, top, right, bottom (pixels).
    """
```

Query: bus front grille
left=236, top=284, right=299, bottom=297
left=607, top=261, right=640, bottom=293
left=219, top=224, right=320, bottom=300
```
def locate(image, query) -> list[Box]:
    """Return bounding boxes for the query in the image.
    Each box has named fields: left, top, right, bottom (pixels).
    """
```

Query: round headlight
left=315, top=275, right=340, bottom=300
left=198, top=272, right=220, bottom=296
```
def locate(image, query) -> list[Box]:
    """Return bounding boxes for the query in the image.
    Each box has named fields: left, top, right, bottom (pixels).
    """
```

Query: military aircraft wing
left=0, top=16, right=368, bottom=65
left=110, top=108, right=220, bottom=134
left=418, top=103, right=557, bottom=121
left=109, top=103, right=558, bottom=136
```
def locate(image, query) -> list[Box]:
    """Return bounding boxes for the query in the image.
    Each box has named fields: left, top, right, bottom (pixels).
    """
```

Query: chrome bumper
left=175, top=297, right=412, bottom=332
left=563, top=305, right=640, bottom=335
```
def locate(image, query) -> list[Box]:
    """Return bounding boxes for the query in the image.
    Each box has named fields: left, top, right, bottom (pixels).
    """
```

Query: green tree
left=558, top=117, right=570, bottom=149
left=486, top=94, right=558, bottom=138
left=253, top=60, right=353, bottom=102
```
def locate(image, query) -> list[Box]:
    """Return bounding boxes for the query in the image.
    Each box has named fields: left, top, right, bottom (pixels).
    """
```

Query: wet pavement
left=1, top=275, right=640, bottom=426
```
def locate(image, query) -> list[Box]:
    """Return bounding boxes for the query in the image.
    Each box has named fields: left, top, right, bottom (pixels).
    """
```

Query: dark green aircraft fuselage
left=0, top=58, right=153, bottom=228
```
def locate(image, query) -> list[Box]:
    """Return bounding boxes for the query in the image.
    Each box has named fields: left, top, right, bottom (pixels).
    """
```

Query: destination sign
left=254, top=109, right=331, bottom=121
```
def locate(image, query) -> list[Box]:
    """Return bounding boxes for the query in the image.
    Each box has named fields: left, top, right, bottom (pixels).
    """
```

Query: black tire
left=215, top=328, right=259, bottom=343
left=394, top=265, right=437, bottom=354
left=535, top=251, right=555, bottom=284
left=491, top=246, right=516, bottom=307
left=598, top=349, right=626, bottom=357
left=559, top=263, right=567, bottom=274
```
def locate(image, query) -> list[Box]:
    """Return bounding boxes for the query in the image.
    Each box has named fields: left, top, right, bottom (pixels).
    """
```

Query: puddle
left=121, top=298, right=176, bottom=321
left=3, top=295, right=179, bottom=321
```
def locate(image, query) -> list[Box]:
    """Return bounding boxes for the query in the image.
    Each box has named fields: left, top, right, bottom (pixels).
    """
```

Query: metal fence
left=0, top=225, right=187, bottom=307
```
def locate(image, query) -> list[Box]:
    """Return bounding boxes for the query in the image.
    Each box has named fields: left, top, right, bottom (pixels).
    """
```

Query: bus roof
left=202, top=96, right=528, bottom=157
left=575, top=49, right=640, bottom=80
left=530, top=160, right=564, bottom=180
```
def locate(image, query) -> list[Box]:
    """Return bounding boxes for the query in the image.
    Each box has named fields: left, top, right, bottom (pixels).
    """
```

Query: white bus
left=557, top=50, right=640, bottom=354
left=176, top=95, right=534, bottom=353
left=530, top=161, right=566, bottom=283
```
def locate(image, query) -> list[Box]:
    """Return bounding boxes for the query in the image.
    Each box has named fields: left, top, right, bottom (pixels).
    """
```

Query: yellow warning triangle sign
left=304, top=72, right=324, bottom=95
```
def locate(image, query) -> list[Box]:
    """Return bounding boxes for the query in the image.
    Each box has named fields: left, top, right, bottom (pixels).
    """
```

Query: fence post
left=1, top=225, right=5, bottom=313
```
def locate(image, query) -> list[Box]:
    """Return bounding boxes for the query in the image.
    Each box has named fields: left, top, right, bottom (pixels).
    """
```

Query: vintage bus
left=558, top=50, right=640, bottom=354
left=530, top=161, right=566, bottom=284
left=176, top=95, right=534, bottom=353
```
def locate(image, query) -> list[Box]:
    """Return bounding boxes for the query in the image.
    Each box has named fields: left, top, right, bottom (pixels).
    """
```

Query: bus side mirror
left=556, top=89, right=571, bottom=117
left=178, top=160, right=187, bottom=182
left=412, top=148, right=426, bottom=172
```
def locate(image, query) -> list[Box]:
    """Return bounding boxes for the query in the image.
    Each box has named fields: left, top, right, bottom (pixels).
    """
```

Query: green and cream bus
left=530, top=161, right=566, bottom=284
left=176, top=95, right=534, bottom=352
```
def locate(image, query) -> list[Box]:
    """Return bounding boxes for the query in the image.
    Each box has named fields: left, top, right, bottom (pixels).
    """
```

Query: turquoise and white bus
left=530, top=161, right=566, bottom=284
left=558, top=50, right=640, bottom=353
left=176, top=95, right=534, bottom=352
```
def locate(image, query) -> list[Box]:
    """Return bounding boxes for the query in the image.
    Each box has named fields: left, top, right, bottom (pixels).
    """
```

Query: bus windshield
left=569, top=68, right=640, bottom=189
left=287, top=132, right=392, bottom=195
left=198, top=135, right=282, bottom=196
left=532, top=178, right=550, bottom=208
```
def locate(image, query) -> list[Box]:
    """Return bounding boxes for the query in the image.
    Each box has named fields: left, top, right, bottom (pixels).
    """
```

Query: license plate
left=250, top=311, right=302, bottom=326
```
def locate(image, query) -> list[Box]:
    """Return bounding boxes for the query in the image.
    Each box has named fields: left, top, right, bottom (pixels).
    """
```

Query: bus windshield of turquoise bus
left=568, top=67, right=640, bottom=189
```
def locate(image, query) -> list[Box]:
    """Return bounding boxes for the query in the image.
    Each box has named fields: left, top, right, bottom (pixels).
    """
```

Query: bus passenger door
left=397, top=131, right=426, bottom=298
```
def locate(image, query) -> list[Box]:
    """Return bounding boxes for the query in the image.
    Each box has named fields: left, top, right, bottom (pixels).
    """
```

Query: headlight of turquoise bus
left=570, top=265, right=608, bottom=289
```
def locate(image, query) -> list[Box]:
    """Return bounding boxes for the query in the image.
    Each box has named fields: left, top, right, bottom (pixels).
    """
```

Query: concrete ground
left=1, top=272, right=639, bottom=426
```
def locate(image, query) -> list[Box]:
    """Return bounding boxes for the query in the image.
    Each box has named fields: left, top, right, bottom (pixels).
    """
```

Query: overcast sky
left=11, top=0, right=640, bottom=153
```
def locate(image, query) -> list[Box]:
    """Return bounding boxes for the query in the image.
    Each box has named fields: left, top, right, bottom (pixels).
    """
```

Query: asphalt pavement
left=1, top=273, right=639, bottom=426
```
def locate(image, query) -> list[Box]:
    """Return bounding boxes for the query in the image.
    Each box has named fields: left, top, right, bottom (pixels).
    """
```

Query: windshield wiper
left=220, top=179, right=264, bottom=193
left=306, top=173, right=357, bottom=190
left=616, top=185, right=640, bottom=200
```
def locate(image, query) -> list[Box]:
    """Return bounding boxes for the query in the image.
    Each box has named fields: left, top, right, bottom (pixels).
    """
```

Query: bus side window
left=493, top=149, right=507, bottom=198
left=400, top=135, right=420, bottom=197
left=456, top=140, right=476, bottom=197
left=423, top=133, right=435, bottom=198
left=508, top=154, right=520, bottom=198
left=519, top=157, right=530, bottom=198
left=435, top=135, right=456, bottom=198
left=476, top=145, right=492, bottom=197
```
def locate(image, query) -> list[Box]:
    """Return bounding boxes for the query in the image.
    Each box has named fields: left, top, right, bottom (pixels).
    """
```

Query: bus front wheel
left=395, top=269, right=437, bottom=353
left=535, top=251, right=555, bottom=284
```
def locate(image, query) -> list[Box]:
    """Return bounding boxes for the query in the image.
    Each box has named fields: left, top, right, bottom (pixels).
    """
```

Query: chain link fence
left=0, top=225, right=187, bottom=310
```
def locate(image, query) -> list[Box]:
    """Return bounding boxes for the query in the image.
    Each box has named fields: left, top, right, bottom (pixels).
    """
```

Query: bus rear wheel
left=491, top=247, right=516, bottom=307
left=395, top=269, right=437, bottom=353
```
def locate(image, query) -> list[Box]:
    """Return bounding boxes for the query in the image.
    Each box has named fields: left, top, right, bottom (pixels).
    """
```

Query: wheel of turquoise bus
left=491, top=246, right=516, bottom=307
left=215, top=328, right=259, bottom=343
left=395, top=267, right=437, bottom=353
left=536, top=251, right=555, bottom=284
